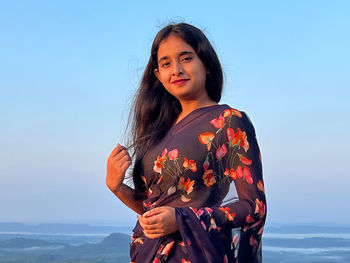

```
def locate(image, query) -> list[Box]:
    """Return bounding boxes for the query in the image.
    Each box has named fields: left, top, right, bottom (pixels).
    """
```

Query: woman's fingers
left=138, top=214, right=159, bottom=226
left=142, top=206, right=167, bottom=217
left=109, top=144, right=130, bottom=159
left=113, top=149, right=130, bottom=162
left=108, top=144, right=122, bottom=158
left=106, top=144, right=131, bottom=192
left=121, top=160, right=131, bottom=171
left=138, top=206, right=179, bottom=239
left=138, top=215, right=165, bottom=239
left=141, top=224, right=160, bottom=231
left=111, top=150, right=131, bottom=167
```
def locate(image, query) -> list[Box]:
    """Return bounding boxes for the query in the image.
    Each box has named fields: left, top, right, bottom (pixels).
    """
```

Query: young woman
left=106, top=23, right=266, bottom=263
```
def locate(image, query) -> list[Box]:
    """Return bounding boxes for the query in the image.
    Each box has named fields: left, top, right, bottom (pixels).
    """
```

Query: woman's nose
left=172, top=62, right=184, bottom=76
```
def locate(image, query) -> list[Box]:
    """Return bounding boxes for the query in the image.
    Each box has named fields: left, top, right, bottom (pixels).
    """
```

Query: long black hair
left=130, top=23, right=223, bottom=198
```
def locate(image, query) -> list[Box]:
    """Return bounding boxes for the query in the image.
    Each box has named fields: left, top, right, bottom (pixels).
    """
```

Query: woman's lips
left=172, top=79, right=189, bottom=85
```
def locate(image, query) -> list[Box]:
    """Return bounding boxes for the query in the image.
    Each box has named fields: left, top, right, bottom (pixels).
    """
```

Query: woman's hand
left=106, top=144, right=132, bottom=192
left=138, top=206, right=179, bottom=239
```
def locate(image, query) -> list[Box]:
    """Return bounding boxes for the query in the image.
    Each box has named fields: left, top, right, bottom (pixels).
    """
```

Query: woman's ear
left=154, top=68, right=161, bottom=80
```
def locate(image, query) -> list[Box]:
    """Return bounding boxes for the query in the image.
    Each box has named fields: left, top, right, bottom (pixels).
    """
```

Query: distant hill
left=265, top=225, right=350, bottom=234
left=0, top=237, right=63, bottom=249
left=0, top=223, right=133, bottom=235
left=0, top=233, right=131, bottom=263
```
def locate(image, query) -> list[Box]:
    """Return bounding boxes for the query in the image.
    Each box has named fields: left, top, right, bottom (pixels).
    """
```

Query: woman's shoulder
left=207, top=104, right=256, bottom=134
left=206, top=104, right=250, bottom=122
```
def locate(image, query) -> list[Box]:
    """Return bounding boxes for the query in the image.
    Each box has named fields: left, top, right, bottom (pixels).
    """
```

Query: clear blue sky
left=0, top=0, right=349, bottom=225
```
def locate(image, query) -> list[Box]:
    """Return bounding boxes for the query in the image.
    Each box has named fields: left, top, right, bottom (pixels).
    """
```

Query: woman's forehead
left=157, top=35, right=195, bottom=57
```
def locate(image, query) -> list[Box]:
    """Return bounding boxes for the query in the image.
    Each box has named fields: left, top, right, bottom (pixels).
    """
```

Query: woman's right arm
left=106, top=144, right=146, bottom=215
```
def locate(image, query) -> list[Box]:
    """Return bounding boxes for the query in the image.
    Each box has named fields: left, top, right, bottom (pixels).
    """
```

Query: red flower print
left=203, top=157, right=210, bottom=171
left=162, top=148, right=168, bottom=156
left=132, top=237, right=144, bottom=245
left=144, top=201, right=152, bottom=208
left=181, top=195, right=191, bottom=202
left=183, top=157, right=197, bottom=172
left=224, top=255, right=228, bottom=263
left=197, top=208, right=204, bottom=217
left=257, top=180, right=265, bottom=193
left=198, top=132, right=215, bottom=151
left=244, top=166, right=253, bottom=184
left=161, top=241, right=174, bottom=256
left=209, top=114, right=225, bottom=129
left=189, top=207, right=199, bottom=218
left=226, top=127, right=249, bottom=152
left=153, top=155, right=166, bottom=174
left=226, top=127, right=235, bottom=143
left=223, top=108, right=242, bottom=118
left=153, top=258, right=160, bottom=263
left=203, top=169, right=216, bottom=186
left=229, top=169, right=237, bottom=180
left=182, top=259, right=191, bottom=263
left=240, top=130, right=249, bottom=152
left=229, top=213, right=237, bottom=221
left=179, top=241, right=185, bottom=247
left=255, top=199, right=266, bottom=219
left=205, top=207, right=213, bottom=214
left=183, top=157, right=189, bottom=168
left=239, top=154, right=252, bottom=165
left=223, top=109, right=232, bottom=117
left=250, top=235, right=257, bottom=246
left=236, top=166, right=244, bottom=178
left=219, top=206, right=236, bottom=221
left=224, top=168, right=237, bottom=180
left=246, top=214, right=254, bottom=224
left=246, top=175, right=253, bottom=184
left=224, top=168, right=230, bottom=176
left=178, top=177, right=195, bottom=194
left=231, top=108, right=242, bottom=118
left=216, top=144, right=228, bottom=160
left=250, top=219, right=263, bottom=229
left=242, top=225, right=249, bottom=232
left=168, top=149, right=178, bottom=160
left=156, top=175, right=163, bottom=184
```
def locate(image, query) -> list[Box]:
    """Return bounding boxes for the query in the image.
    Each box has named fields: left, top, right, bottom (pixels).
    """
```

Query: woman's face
left=154, top=34, right=208, bottom=103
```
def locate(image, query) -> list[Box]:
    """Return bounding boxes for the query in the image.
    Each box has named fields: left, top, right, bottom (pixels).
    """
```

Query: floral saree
left=130, top=104, right=266, bottom=263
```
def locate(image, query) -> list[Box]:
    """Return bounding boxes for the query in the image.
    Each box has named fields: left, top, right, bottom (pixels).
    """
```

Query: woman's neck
left=175, top=98, right=218, bottom=125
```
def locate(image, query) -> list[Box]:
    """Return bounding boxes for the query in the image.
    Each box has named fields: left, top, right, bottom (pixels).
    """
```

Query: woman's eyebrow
left=158, top=51, right=195, bottom=64
left=179, top=51, right=194, bottom=56
left=158, top=56, right=169, bottom=64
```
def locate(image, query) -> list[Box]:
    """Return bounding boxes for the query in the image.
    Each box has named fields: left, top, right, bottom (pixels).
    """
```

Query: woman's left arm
left=176, top=111, right=266, bottom=230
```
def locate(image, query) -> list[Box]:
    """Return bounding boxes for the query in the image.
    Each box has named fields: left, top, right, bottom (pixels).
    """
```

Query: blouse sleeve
left=175, top=110, right=266, bottom=262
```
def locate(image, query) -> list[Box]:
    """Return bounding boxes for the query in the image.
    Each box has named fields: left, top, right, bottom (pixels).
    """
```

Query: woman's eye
left=182, top=56, right=192, bottom=62
left=161, top=62, right=170, bottom=68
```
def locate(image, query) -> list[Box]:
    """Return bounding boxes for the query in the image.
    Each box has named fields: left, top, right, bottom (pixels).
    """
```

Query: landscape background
left=1, top=223, right=350, bottom=263
left=0, top=0, right=349, bottom=262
